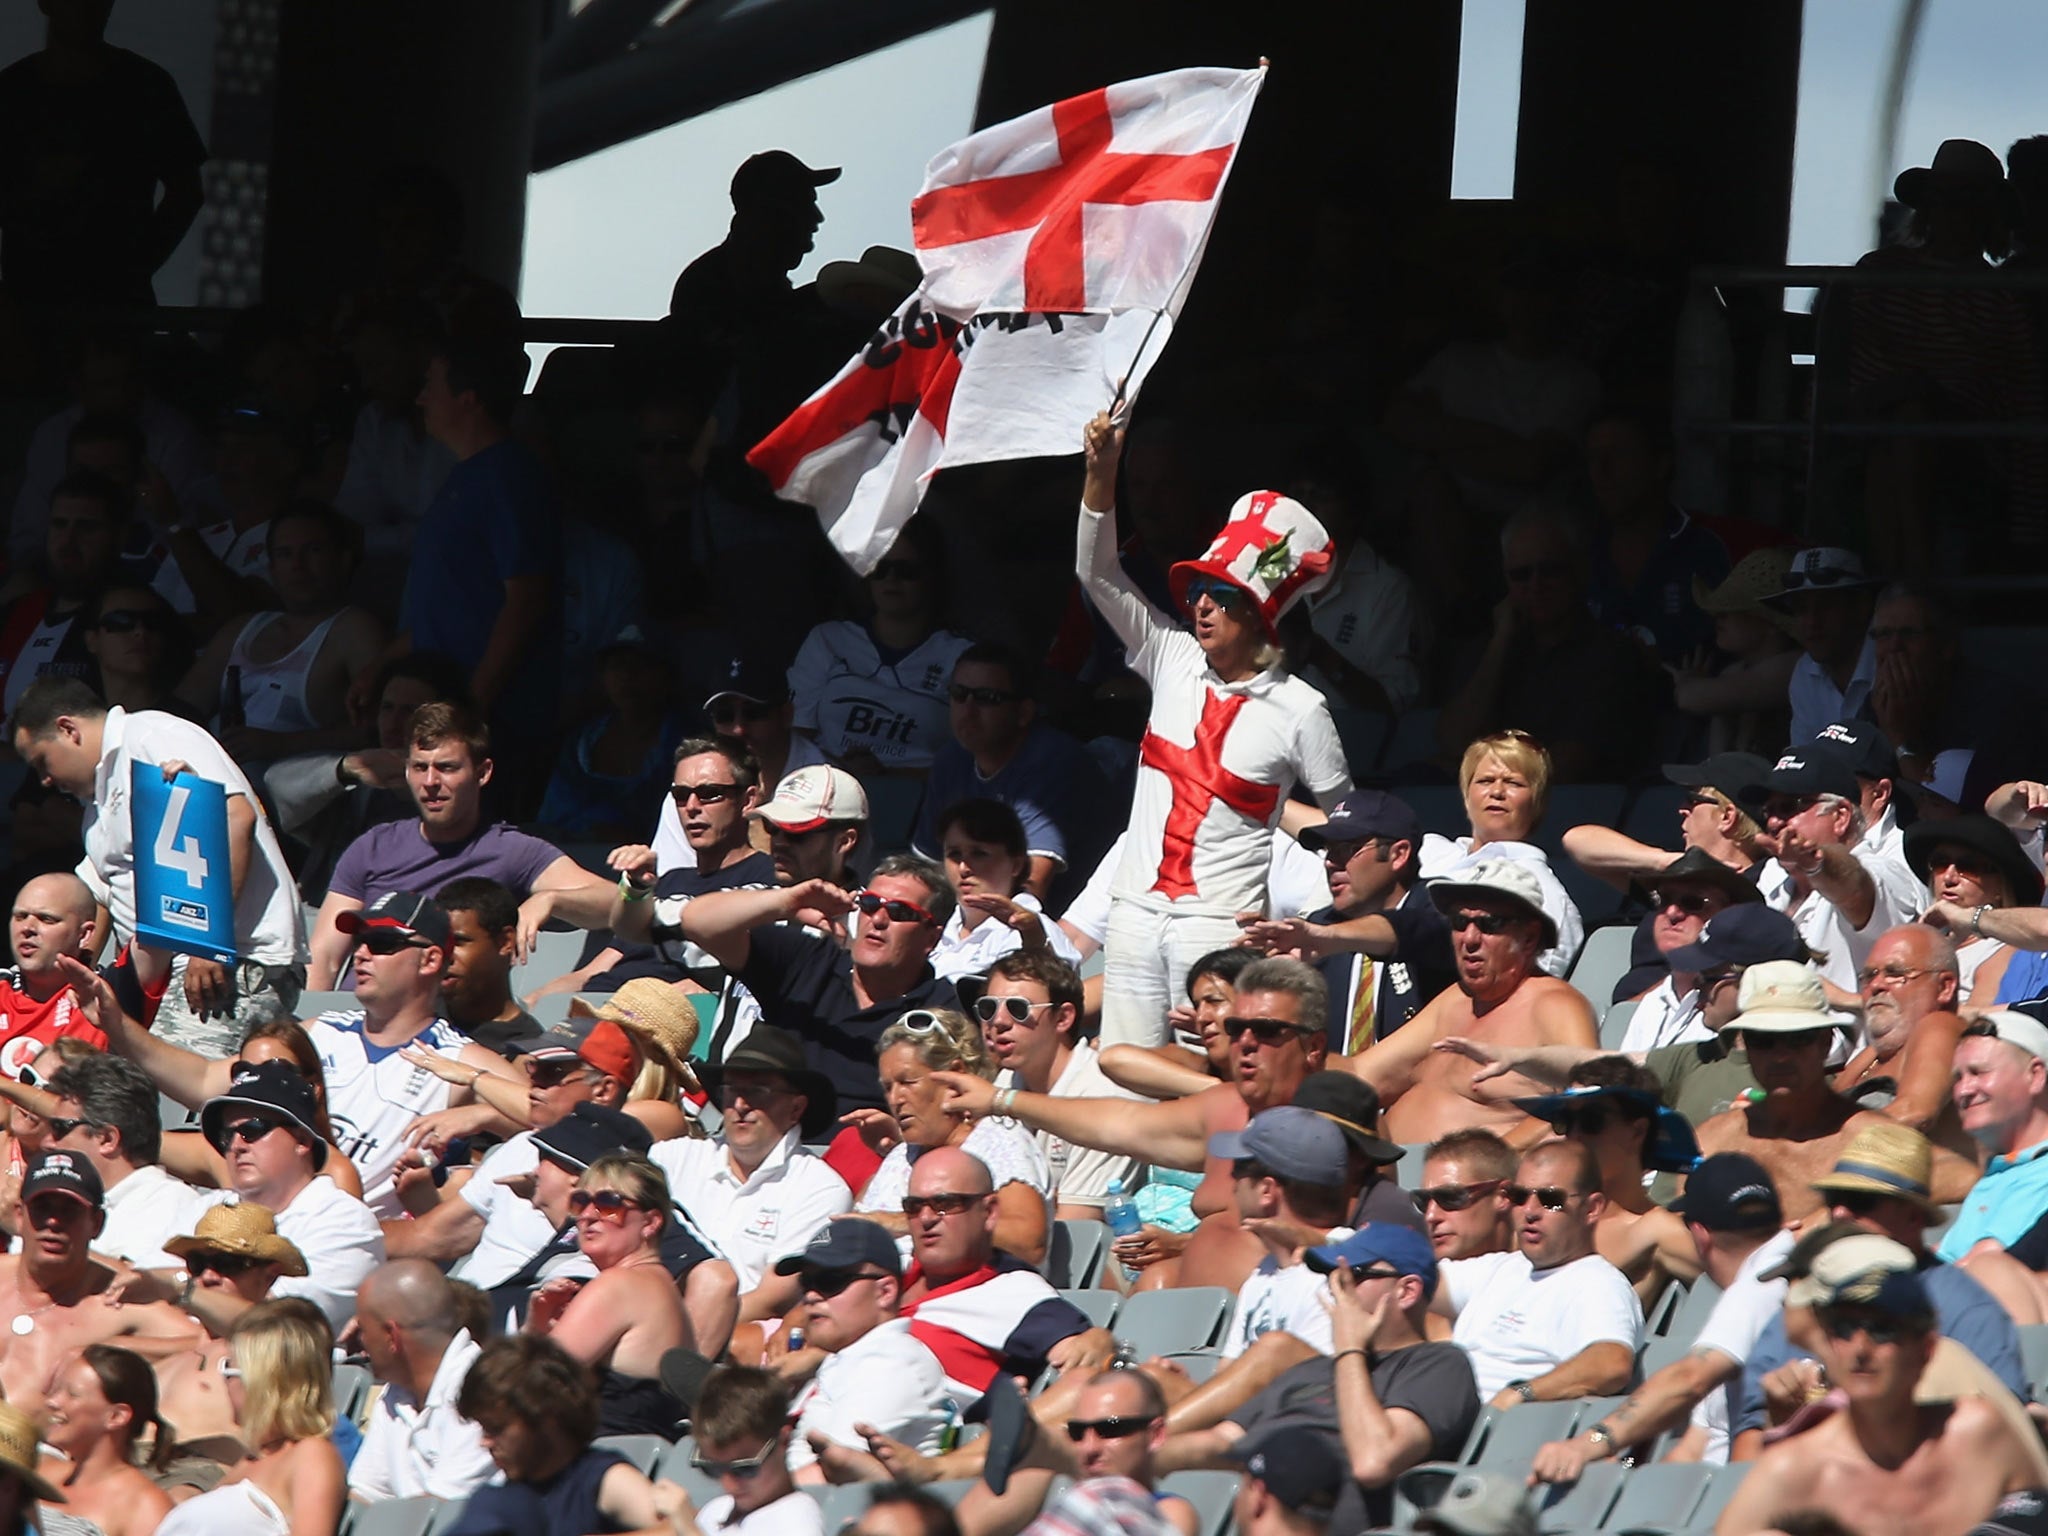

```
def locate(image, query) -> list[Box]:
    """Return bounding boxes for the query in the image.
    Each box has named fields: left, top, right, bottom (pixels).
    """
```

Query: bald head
left=1863, top=926, right=1962, bottom=1042
left=11, top=871, right=97, bottom=980
left=1519, top=1138, right=1600, bottom=1196
left=908, top=1146, right=993, bottom=1198
left=360, top=1258, right=460, bottom=1335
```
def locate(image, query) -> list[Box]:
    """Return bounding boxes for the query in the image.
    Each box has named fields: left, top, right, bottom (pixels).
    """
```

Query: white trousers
left=1099, top=899, right=1243, bottom=1048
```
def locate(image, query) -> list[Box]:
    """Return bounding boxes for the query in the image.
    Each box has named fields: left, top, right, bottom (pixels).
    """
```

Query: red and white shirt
left=1079, top=504, right=1350, bottom=917
left=902, top=1254, right=1092, bottom=1405
left=0, top=969, right=108, bottom=1079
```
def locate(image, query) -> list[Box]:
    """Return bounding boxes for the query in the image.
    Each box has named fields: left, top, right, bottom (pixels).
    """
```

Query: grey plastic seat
left=1601, top=999, right=1640, bottom=1049
left=1599, top=1462, right=1714, bottom=1532
left=332, top=1361, right=375, bottom=1424
left=1535, top=1459, right=1625, bottom=1531
left=808, top=1481, right=882, bottom=1533
left=2021, top=1323, right=2048, bottom=1399
left=1663, top=1278, right=1725, bottom=1346
left=1047, top=1218, right=1108, bottom=1288
left=1057, top=1286, right=1121, bottom=1330
left=340, top=1497, right=440, bottom=1536
left=1568, top=925, right=1638, bottom=1015
left=1470, top=1400, right=1581, bottom=1465
left=297, top=989, right=358, bottom=1019
left=1161, top=1470, right=1241, bottom=1536
left=1114, top=1287, right=1233, bottom=1358
left=1637, top=1331, right=1695, bottom=1382
left=1688, top=1461, right=1752, bottom=1528
left=593, top=1433, right=672, bottom=1475
left=509, top=927, right=586, bottom=996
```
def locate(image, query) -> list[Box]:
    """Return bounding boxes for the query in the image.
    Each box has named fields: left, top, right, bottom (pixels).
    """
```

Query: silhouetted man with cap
left=1240, top=791, right=1454, bottom=1053
left=670, top=150, right=840, bottom=320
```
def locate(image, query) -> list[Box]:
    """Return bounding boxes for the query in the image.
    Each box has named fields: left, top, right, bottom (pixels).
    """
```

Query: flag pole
left=1107, top=306, right=1169, bottom=426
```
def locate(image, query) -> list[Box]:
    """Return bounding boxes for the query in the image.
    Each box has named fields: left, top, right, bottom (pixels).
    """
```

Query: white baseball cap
left=750, top=765, right=869, bottom=832
left=1974, top=1011, right=2048, bottom=1066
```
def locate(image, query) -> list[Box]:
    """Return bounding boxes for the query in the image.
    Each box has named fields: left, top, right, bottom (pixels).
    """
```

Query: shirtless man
left=150, top=1202, right=304, bottom=1460
left=1692, top=962, right=1975, bottom=1221
left=931, top=956, right=1327, bottom=1292
left=1716, top=1244, right=2041, bottom=1536
left=1347, top=862, right=1596, bottom=1146
left=1836, top=925, right=1976, bottom=1164
left=1512, top=1060, right=1701, bottom=1306
left=0, top=1150, right=198, bottom=1416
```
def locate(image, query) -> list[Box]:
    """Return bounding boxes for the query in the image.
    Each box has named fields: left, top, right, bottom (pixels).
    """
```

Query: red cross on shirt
left=1139, top=689, right=1279, bottom=900
left=912, top=87, right=1235, bottom=312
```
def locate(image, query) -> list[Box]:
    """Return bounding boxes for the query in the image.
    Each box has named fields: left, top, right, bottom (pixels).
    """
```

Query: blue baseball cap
left=1299, top=790, right=1423, bottom=852
left=1208, top=1105, right=1349, bottom=1188
left=1509, top=1084, right=1701, bottom=1174
left=1303, top=1223, right=1440, bottom=1301
left=1666, top=904, right=1806, bottom=975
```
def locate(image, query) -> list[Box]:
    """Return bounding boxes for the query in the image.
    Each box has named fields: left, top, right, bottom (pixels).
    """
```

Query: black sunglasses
left=1649, top=889, right=1719, bottom=916
left=800, top=1267, right=890, bottom=1299
left=1222, top=1016, right=1315, bottom=1046
left=1447, top=912, right=1515, bottom=936
left=1739, top=1030, right=1831, bottom=1053
left=902, top=1192, right=988, bottom=1218
left=96, top=608, right=174, bottom=634
left=1817, top=1309, right=1918, bottom=1346
left=45, top=1115, right=94, bottom=1141
left=1505, top=1184, right=1575, bottom=1210
left=1411, top=1179, right=1505, bottom=1213
left=192, top=1251, right=263, bottom=1279
left=1065, top=1416, right=1156, bottom=1443
left=211, top=1117, right=287, bottom=1152
left=355, top=930, right=431, bottom=956
left=975, top=996, right=1057, bottom=1025
left=1825, top=1189, right=1890, bottom=1218
left=949, top=685, right=1020, bottom=706
left=1554, top=1106, right=1617, bottom=1137
left=528, top=1057, right=597, bottom=1089
left=671, top=782, right=743, bottom=806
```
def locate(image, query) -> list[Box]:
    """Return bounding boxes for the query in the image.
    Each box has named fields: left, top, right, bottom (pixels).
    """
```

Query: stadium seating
left=510, top=927, right=587, bottom=997
left=1057, top=1286, right=1121, bottom=1330
left=1163, top=1470, right=1243, bottom=1536
left=339, top=1497, right=440, bottom=1536
left=1568, top=925, right=1638, bottom=1015
left=593, top=1433, right=671, bottom=1475
left=1114, top=1287, right=1234, bottom=1358
left=1599, top=1460, right=1715, bottom=1531
left=1047, top=1217, right=1108, bottom=1289
left=332, top=1361, right=375, bottom=1424
left=2020, top=1323, right=2048, bottom=1400
left=297, top=989, right=357, bottom=1017
left=1601, top=998, right=1639, bottom=1049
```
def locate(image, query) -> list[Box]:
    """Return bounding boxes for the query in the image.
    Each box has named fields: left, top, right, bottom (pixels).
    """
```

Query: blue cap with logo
left=1303, top=1223, right=1440, bottom=1300
left=1208, top=1105, right=1350, bottom=1188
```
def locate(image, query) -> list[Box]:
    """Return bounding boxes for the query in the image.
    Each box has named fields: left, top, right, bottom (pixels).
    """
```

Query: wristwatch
left=1506, top=1380, right=1536, bottom=1403
left=1586, top=1421, right=1617, bottom=1450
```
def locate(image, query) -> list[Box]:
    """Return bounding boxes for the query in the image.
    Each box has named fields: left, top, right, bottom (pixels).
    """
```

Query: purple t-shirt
left=329, top=819, right=563, bottom=906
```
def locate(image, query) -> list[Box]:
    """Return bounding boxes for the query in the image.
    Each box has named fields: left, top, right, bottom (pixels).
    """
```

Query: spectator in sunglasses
left=307, top=703, right=614, bottom=991
left=1561, top=753, right=1775, bottom=920
left=931, top=957, right=1329, bottom=1294
left=525, top=1152, right=695, bottom=1437
left=1694, top=963, right=1976, bottom=1223
left=1349, top=861, right=1595, bottom=1147
left=769, top=1218, right=950, bottom=1487
left=1428, top=1140, right=1639, bottom=1408
left=976, top=951, right=1139, bottom=1223
left=1910, top=812, right=2042, bottom=1007
left=682, top=853, right=959, bottom=1118
left=1611, top=849, right=1763, bottom=1055
left=648, top=1365, right=818, bottom=1536
left=0, top=1038, right=97, bottom=1200
left=788, top=519, right=971, bottom=776
left=852, top=1008, right=1049, bottom=1267
left=1412, top=1130, right=1516, bottom=1261
left=927, top=799, right=1084, bottom=986
left=1510, top=1059, right=1703, bottom=1308
left=83, top=582, right=188, bottom=717
left=913, top=644, right=1105, bottom=907
left=41, top=1051, right=212, bottom=1270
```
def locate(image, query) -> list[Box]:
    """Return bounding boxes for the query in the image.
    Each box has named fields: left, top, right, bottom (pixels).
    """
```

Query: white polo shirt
left=99, top=1163, right=212, bottom=1271
left=450, top=1131, right=596, bottom=1291
left=1617, top=978, right=1708, bottom=1053
left=648, top=1129, right=851, bottom=1291
left=697, top=1489, right=824, bottom=1536
left=787, top=1317, right=952, bottom=1472
left=348, top=1328, right=496, bottom=1501
left=1441, top=1249, right=1643, bottom=1400
left=205, top=1174, right=385, bottom=1333
left=79, top=707, right=305, bottom=967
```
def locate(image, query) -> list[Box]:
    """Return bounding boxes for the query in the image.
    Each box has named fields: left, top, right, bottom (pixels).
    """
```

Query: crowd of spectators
left=4, top=11, right=2048, bottom=1531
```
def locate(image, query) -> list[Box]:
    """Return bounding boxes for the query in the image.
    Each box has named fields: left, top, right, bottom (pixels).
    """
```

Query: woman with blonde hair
left=848, top=1008, right=1050, bottom=1264
left=1417, top=728, right=1584, bottom=973
left=39, top=1345, right=174, bottom=1536
left=155, top=1302, right=344, bottom=1535
left=524, top=1152, right=694, bottom=1437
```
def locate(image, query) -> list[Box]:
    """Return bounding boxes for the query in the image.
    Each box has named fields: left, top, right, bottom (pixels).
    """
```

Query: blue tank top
left=442, top=1448, right=628, bottom=1536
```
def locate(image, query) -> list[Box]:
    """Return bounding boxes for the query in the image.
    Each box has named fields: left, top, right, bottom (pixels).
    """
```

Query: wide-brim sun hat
left=569, top=978, right=701, bottom=1087
left=1427, top=859, right=1557, bottom=950
left=164, top=1201, right=310, bottom=1277
left=1902, top=813, right=2045, bottom=907
left=1693, top=547, right=1797, bottom=620
left=0, top=1401, right=62, bottom=1502
left=1809, top=1121, right=1941, bottom=1221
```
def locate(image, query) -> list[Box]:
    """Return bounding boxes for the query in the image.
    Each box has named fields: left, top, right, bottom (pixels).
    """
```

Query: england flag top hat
left=1168, top=490, right=1334, bottom=638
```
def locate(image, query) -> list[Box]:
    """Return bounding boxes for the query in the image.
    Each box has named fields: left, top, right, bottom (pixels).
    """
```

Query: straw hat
left=163, top=1202, right=310, bottom=1277
left=1731, top=961, right=1838, bottom=1034
left=1809, top=1122, right=1940, bottom=1221
left=0, top=1400, right=62, bottom=1502
left=570, top=978, right=701, bottom=1082
left=1694, top=547, right=1796, bottom=620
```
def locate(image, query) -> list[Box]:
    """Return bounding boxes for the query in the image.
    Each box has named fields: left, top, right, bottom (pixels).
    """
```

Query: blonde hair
left=229, top=1301, right=336, bottom=1447
left=1458, top=731, right=1553, bottom=824
left=579, top=1152, right=671, bottom=1232
left=877, top=1008, right=992, bottom=1078
left=1698, top=786, right=1765, bottom=848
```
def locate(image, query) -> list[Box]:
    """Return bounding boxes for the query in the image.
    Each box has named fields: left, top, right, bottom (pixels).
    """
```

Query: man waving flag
left=749, top=63, right=1266, bottom=574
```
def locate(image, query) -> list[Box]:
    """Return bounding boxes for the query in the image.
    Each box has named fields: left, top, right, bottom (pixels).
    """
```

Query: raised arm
left=929, top=1071, right=1212, bottom=1171
left=1097, top=1043, right=1217, bottom=1101
left=1076, top=412, right=1173, bottom=659
left=680, top=880, right=856, bottom=974
left=1430, top=1035, right=1615, bottom=1091
left=1559, top=825, right=1680, bottom=894
left=58, top=957, right=232, bottom=1107
left=517, top=853, right=619, bottom=959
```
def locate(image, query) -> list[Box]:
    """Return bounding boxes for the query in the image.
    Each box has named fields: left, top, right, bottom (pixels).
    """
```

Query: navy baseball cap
left=1209, top=1106, right=1349, bottom=1188
left=774, top=1217, right=902, bottom=1279
left=704, top=651, right=791, bottom=710
left=201, top=1061, right=328, bottom=1171
left=1509, top=1084, right=1701, bottom=1174
left=533, top=1102, right=653, bottom=1174
left=1671, top=1152, right=1782, bottom=1231
left=1299, top=790, right=1423, bottom=852
left=1740, top=748, right=1860, bottom=806
left=22, top=1148, right=102, bottom=1210
left=1663, top=751, right=1772, bottom=804
left=1666, top=904, right=1806, bottom=974
left=1810, top=720, right=1899, bottom=781
left=1226, top=1427, right=1347, bottom=1516
left=335, top=890, right=453, bottom=950
left=1304, top=1223, right=1440, bottom=1300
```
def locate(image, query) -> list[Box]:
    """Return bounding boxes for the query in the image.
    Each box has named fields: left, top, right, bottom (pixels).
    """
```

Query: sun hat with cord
left=1693, top=546, right=1797, bottom=620
left=568, top=977, right=700, bottom=1085
left=0, top=1400, right=62, bottom=1502
left=1426, top=858, right=1557, bottom=949
left=1808, top=1121, right=1940, bottom=1223
left=1730, top=960, right=1838, bottom=1034
left=164, top=1201, right=309, bottom=1277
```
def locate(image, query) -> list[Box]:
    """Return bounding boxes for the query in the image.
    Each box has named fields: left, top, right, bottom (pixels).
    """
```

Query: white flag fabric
left=751, top=64, right=1263, bottom=572
left=911, top=64, right=1265, bottom=320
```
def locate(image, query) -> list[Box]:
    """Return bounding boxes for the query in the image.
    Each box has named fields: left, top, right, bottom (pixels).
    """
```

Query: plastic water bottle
left=1103, top=1179, right=1143, bottom=1281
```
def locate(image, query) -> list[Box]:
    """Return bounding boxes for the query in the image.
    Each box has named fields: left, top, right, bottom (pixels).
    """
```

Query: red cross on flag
left=748, top=64, right=1265, bottom=574
left=913, top=65, right=1265, bottom=319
